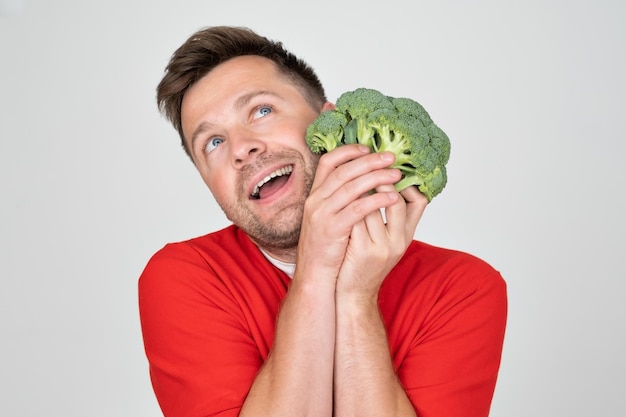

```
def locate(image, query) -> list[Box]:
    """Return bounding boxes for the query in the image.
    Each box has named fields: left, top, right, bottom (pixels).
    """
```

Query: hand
left=336, top=184, right=428, bottom=300
left=295, top=145, right=402, bottom=281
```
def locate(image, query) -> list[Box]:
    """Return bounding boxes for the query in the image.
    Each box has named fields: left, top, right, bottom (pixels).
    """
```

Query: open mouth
left=250, top=165, right=293, bottom=199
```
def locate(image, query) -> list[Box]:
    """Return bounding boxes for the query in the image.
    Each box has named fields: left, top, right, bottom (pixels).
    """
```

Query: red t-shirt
left=139, top=225, right=507, bottom=417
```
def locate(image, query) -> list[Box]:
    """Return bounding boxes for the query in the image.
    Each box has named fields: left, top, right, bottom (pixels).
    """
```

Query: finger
left=312, top=166, right=401, bottom=225
left=373, top=193, right=404, bottom=247
left=359, top=183, right=397, bottom=241
left=310, top=144, right=371, bottom=191
left=397, top=185, right=428, bottom=238
left=362, top=206, right=387, bottom=243
left=315, top=150, right=398, bottom=200
left=400, top=186, right=428, bottom=225
left=349, top=219, right=370, bottom=245
left=339, top=189, right=399, bottom=232
left=400, top=184, right=427, bottom=205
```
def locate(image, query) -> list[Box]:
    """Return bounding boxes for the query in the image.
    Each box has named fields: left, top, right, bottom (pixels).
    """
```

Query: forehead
left=186, top=55, right=285, bottom=101
left=182, top=56, right=289, bottom=115
left=180, top=55, right=304, bottom=144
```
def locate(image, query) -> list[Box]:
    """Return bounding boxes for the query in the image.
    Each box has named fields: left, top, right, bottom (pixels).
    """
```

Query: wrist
left=335, top=290, right=380, bottom=315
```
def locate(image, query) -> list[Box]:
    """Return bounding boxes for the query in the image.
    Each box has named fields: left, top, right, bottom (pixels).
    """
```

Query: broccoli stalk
left=305, top=88, right=451, bottom=202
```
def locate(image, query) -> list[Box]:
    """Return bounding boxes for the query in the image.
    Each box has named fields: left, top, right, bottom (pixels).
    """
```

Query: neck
left=245, top=228, right=300, bottom=264
left=258, top=246, right=297, bottom=264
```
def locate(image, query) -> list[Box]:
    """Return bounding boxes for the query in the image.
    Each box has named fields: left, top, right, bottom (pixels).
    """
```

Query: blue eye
left=255, top=105, right=272, bottom=119
left=205, top=137, right=224, bottom=153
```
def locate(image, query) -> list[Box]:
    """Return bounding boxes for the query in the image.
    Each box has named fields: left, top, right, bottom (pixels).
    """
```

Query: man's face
left=181, top=55, right=329, bottom=257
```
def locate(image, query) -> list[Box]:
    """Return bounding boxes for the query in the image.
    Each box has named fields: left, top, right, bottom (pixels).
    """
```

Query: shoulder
left=144, top=225, right=257, bottom=270
left=138, top=225, right=288, bottom=301
left=385, top=240, right=507, bottom=302
left=138, top=225, right=260, bottom=291
left=408, top=240, right=504, bottom=284
left=380, top=240, right=507, bottom=348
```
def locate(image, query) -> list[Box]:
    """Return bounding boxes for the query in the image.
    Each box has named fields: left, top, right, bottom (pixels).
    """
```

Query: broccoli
left=305, top=109, right=349, bottom=154
left=336, top=88, right=395, bottom=148
left=304, top=88, right=451, bottom=202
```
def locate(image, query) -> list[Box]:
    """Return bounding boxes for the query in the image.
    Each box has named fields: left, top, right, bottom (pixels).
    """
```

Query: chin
left=244, top=207, right=303, bottom=250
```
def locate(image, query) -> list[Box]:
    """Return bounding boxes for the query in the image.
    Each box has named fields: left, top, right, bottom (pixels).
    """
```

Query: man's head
left=157, top=26, right=327, bottom=159
left=156, top=26, right=334, bottom=260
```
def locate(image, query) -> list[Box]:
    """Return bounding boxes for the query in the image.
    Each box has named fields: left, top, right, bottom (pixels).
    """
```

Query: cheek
left=277, top=123, right=313, bottom=152
left=200, top=168, right=231, bottom=201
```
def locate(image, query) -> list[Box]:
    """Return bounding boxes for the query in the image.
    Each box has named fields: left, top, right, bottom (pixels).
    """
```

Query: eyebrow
left=235, top=90, right=277, bottom=110
left=189, top=90, right=281, bottom=151
left=190, top=121, right=214, bottom=152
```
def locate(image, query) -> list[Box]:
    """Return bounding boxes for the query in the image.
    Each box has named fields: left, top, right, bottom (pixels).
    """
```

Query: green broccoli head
left=336, top=88, right=395, bottom=120
left=305, top=109, right=348, bottom=154
left=305, top=87, right=451, bottom=202
left=366, top=108, right=448, bottom=201
left=337, top=88, right=395, bottom=149
left=390, top=97, right=433, bottom=127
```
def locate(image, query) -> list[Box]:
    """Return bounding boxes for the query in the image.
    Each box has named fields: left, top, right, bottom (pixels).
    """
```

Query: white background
left=1, top=0, right=624, bottom=416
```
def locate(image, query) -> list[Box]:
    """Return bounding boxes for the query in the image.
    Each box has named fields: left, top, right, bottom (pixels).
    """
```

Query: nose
left=230, top=128, right=266, bottom=168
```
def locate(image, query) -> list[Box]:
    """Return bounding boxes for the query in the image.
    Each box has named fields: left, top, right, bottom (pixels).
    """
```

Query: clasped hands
left=298, top=144, right=428, bottom=299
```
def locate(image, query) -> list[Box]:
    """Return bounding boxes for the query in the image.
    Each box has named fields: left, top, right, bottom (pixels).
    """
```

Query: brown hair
left=156, top=26, right=327, bottom=158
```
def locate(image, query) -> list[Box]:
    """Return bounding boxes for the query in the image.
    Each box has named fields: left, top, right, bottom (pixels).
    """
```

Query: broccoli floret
left=305, top=109, right=348, bottom=154
left=390, top=97, right=433, bottom=127
left=337, top=88, right=395, bottom=149
left=336, top=88, right=395, bottom=120
left=366, top=109, right=447, bottom=201
left=367, top=109, right=425, bottom=160
left=305, top=88, right=451, bottom=201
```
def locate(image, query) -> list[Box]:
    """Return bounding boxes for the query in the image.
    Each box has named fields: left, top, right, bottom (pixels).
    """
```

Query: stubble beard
left=218, top=150, right=319, bottom=255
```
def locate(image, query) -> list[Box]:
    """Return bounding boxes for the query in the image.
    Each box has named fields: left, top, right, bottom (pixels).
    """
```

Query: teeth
left=251, top=165, right=293, bottom=198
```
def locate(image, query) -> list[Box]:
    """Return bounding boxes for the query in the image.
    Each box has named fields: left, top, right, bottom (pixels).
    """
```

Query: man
left=139, top=25, right=507, bottom=417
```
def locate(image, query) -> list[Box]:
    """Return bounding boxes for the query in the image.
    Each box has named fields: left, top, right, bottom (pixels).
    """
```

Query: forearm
left=334, top=294, right=416, bottom=417
left=240, top=276, right=336, bottom=417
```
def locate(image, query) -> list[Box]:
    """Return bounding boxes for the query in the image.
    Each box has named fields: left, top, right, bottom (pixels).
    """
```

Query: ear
left=321, top=101, right=336, bottom=111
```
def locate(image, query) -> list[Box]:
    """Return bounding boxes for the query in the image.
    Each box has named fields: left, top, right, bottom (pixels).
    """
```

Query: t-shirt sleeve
left=138, top=243, right=262, bottom=417
left=395, top=254, right=508, bottom=417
